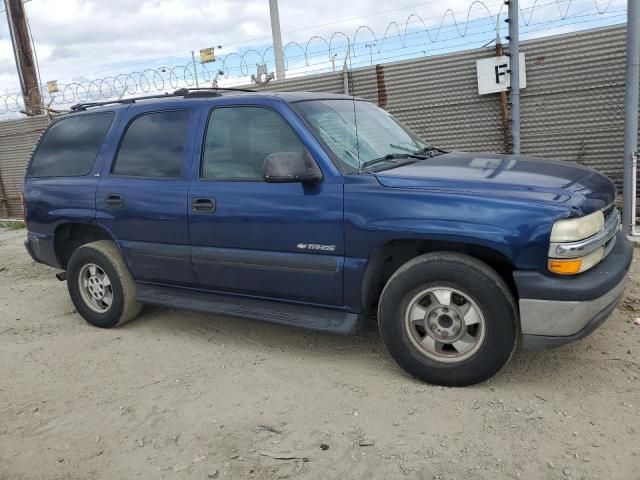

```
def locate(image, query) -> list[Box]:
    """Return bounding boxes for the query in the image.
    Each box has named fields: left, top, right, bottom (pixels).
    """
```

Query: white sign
left=476, top=53, right=526, bottom=95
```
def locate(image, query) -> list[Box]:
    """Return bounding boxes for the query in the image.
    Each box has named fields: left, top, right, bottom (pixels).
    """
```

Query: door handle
left=192, top=197, right=215, bottom=213
left=105, top=194, right=124, bottom=208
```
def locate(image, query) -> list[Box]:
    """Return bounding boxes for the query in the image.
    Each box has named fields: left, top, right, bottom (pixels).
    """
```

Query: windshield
left=292, top=99, right=431, bottom=172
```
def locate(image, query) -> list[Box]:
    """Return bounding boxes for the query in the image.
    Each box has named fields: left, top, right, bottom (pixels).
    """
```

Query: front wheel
left=378, top=252, right=518, bottom=386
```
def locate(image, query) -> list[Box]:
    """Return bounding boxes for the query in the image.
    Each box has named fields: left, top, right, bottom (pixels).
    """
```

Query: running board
left=136, top=285, right=359, bottom=335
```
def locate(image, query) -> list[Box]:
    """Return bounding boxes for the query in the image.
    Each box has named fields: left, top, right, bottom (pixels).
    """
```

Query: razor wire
left=0, top=0, right=623, bottom=116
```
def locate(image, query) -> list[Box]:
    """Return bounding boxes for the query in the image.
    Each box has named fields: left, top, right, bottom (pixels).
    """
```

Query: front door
left=96, top=107, right=197, bottom=286
left=188, top=104, right=344, bottom=306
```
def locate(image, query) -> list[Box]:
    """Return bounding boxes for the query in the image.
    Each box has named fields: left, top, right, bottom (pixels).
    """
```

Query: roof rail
left=70, top=92, right=175, bottom=111
left=70, top=87, right=257, bottom=111
left=173, top=87, right=256, bottom=98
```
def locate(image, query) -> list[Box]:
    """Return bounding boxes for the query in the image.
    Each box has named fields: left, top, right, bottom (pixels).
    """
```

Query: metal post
left=191, top=51, right=200, bottom=88
left=269, top=0, right=286, bottom=80
left=623, top=0, right=639, bottom=236
left=632, top=151, right=638, bottom=236
left=342, top=41, right=351, bottom=95
left=0, top=171, right=9, bottom=218
left=507, top=0, right=520, bottom=154
left=343, top=63, right=349, bottom=95
left=365, top=43, right=375, bottom=65
left=496, top=12, right=511, bottom=153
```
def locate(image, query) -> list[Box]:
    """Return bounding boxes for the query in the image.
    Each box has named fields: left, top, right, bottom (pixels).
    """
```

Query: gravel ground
left=1, top=226, right=639, bottom=480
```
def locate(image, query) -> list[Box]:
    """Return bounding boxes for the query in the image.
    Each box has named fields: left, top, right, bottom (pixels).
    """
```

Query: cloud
left=0, top=0, right=486, bottom=83
left=0, top=0, right=627, bottom=97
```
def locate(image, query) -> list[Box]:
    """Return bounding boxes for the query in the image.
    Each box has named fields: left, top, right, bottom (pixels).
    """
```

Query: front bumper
left=515, top=231, right=632, bottom=349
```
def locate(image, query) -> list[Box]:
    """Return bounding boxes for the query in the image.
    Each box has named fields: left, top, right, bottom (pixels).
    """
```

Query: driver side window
left=201, top=106, right=305, bottom=180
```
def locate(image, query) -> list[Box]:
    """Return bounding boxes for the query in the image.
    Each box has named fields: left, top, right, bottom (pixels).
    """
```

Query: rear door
left=188, top=102, right=344, bottom=306
left=25, top=111, right=114, bottom=234
left=96, top=105, right=198, bottom=286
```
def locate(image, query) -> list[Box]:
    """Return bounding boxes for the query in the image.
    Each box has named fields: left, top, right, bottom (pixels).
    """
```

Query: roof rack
left=174, top=87, right=256, bottom=96
left=70, top=87, right=257, bottom=111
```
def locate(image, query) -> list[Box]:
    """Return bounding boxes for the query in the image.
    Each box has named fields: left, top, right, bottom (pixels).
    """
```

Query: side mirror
left=263, top=152, right=322, bottom=184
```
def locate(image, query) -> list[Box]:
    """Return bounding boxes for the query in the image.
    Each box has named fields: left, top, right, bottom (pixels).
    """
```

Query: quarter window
left=113, top=110, right=189, bottom=178
left=202, top=107, right=305, bottom=180
left=28, top=112, right=114, bottom=177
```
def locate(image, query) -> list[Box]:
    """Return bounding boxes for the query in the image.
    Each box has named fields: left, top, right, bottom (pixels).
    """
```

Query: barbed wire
left=0, top=0, right=623, bottom=116
left=518, top=0, right=614, bottom=23
left=220, top=0, right=617, bottom=72
left=283, top=9, right=625, bottom=77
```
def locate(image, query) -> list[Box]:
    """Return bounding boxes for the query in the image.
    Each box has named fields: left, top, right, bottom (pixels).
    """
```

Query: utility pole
left=507, top=0, right=520, bottom=154
left=623, top=0, right=639, bottom=236
left=4, top=0, right=41, bottom=115
left=268, top=0, right=285, bottom=80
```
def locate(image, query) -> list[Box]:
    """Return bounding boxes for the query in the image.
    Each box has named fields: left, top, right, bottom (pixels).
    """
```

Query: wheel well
left=54, top=223, right=114, bottom=269
left=361, top=240, right=517, bottom=315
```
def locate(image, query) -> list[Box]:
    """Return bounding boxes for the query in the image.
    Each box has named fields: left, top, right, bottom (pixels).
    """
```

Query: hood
left=374, top=152, right=615, bottom=215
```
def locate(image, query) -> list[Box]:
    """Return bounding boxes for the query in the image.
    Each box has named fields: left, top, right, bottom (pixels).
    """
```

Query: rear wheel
left=67, top=240, right=142, bottom=328
left=378, top=252, right=518, bottom=386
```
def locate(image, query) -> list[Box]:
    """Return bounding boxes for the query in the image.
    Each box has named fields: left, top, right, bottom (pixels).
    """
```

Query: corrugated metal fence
left=255, top=24, right=630, bottom=181
left=0, top=24, right=632, bottom=218
left=0, top=115, right=48, bottom=217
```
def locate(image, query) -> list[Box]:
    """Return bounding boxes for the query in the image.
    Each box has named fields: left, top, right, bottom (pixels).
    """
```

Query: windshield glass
left=292, top=99, right=431, bottom=172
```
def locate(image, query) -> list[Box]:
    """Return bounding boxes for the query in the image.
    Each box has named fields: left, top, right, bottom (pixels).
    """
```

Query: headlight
left=550, top=210, right=604, bottom=242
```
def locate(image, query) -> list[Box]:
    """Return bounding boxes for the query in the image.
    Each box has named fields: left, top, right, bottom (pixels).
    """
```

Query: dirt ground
left=1, top=226, right=639, bottom=480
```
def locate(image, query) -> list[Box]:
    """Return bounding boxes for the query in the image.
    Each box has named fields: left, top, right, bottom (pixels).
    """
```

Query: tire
left=378, top=252, right=518, bottom=387
left=66, top=240, right=142, bottom=328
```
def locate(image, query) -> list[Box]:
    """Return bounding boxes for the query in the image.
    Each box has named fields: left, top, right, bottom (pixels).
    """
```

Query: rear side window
left=112, top=110, right=190, bottom=178
left=28, top=112, right=114, bottom=177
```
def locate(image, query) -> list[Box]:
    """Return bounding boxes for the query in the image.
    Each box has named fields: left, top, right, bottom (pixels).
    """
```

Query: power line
left=0, top=1, right=626, bottom=115
left=47, top=0, right=503, bottom=81
left=19, top=0, right=616, bottom=85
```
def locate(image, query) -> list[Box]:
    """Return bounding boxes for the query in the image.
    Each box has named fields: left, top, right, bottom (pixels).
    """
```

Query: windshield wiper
left=359, top=153, right=427, bottom=171
left=413, top=146, right=447, bottom=157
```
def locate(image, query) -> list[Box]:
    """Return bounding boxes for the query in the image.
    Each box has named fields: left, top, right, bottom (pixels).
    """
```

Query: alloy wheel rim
left=403, top=286, right=485, bottom=363
left=78, top=263, right=113, bottom=314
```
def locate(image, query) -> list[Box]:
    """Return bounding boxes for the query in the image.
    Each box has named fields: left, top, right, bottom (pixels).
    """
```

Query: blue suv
left=22, top=89, right=632, bottom=386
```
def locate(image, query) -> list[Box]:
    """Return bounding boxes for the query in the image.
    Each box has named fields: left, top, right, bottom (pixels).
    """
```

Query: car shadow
left=124, top=304, right=612, bottom=389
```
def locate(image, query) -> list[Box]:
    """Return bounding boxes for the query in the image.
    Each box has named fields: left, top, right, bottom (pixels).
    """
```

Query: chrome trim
left=519, top=276, right=627, bottom=336
left=603, top=228, right=617, bottom=257
left=601, top=201, right=615, bottom=216
left=548, top=208, right=620, bottom=259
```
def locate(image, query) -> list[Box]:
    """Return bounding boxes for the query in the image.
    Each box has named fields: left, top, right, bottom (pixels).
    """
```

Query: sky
left=0, top=0, right=628, bottom=111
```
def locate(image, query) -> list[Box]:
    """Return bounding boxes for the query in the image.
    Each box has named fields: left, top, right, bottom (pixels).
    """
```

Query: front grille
left=603, top=230, right=617, bottom=258
left=601, top=206, right=620, bottom=261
